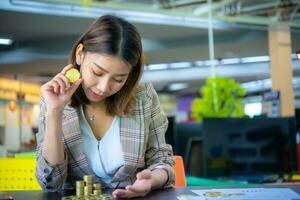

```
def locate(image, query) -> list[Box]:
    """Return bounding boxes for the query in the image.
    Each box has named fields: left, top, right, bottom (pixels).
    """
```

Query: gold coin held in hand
left=65, top=68, right=80, bottom=83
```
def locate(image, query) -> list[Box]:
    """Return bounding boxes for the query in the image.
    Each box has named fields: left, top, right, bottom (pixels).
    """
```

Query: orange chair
left=172, top=155, right=186, bottom=187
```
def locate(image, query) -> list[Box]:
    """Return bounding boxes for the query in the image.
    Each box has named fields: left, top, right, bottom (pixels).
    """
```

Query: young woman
left=35, top=15, right=175, bottom=198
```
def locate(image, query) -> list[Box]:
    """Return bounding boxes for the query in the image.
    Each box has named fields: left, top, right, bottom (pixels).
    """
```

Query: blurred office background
left=0, top=0, right=300, bottom=184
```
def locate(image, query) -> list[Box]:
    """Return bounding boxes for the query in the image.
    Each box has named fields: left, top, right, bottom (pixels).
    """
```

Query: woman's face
left=78, top=52, right=131, bottom=103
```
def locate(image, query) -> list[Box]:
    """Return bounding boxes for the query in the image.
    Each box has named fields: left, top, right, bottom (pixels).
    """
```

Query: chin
left=88, top=96, right=105, bottom=102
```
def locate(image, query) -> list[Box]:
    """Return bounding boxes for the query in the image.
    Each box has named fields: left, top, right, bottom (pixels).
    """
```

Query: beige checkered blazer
left=35, top=83, right=175, bottom=192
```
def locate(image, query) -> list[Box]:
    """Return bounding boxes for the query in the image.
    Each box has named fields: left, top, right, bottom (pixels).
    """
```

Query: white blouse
left=79, top=106, right=124, bottom=186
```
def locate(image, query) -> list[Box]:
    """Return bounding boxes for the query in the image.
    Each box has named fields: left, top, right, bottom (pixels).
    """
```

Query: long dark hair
left=69, top=15, right=144, bottom=115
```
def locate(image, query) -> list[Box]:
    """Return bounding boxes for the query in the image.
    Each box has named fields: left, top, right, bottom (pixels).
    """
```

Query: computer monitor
left=202, top=117, right=297, bottom=180
left=174, top=122, right=202, bottom=157
left=0, top=126, right=4, bottom=145
left=165, top=116, right=176, bottom=152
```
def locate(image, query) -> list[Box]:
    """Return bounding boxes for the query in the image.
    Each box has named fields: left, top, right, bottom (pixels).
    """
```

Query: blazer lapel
left=62, top=106, right=101, bottom=183
left=111, top=99, right=145, bottom=187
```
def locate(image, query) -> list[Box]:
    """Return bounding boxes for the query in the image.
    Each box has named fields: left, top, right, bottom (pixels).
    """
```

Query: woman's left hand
left=112, top=169, right=153, bottom=199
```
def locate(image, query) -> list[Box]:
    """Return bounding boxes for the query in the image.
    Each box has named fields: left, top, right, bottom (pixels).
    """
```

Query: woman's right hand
left=41, top=64, right=82, bottom=111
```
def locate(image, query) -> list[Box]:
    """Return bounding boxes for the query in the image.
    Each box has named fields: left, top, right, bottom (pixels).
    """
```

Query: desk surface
left=3, top=185, right=300, bottom=200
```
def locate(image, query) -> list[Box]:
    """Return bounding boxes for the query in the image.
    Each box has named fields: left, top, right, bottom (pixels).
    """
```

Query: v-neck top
left=79, top=105, right=124, bottom=186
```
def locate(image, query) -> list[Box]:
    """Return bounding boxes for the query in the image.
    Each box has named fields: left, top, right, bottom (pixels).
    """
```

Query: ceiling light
left=241, top=79, right=271, bottom=92
left=147, top=64, right=168, bottom=71
left=221, top=58, right=241, bottom=65
left=297, top=51, right=300, bottom=60
left=0, top=38, right=13, bottom=45
left=169, top=62, right=191, bottom=69
left=204, top=60, right=218, bottom=66
left=195, top=61, right=204, bottom=66
left=241, top=56, right=269, bottom=63
left=169, top=83, right=188, bottom=91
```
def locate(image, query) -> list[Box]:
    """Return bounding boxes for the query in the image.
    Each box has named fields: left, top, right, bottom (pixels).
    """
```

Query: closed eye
left=114, top=79, right=124, bottom=83
left=93, top=70, right=102, bottom=76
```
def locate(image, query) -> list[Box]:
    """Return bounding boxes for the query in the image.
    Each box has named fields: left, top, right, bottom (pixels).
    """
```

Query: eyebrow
left=93, top=62, right=129, bottom=77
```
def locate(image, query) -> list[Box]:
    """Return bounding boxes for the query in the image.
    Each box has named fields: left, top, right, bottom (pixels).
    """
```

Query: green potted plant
left=191, top=77, right=246, bottom=122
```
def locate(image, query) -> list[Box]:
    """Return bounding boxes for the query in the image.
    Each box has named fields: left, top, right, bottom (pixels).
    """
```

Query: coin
left=93, top=183, right=101, bottom=190
left=65, top=68, right=80, bottom=83
left=93, top=190, right=101, bottom=195
left=84, top=186, right=93, bottom=196
left=76, top=181, right=84, bottom=187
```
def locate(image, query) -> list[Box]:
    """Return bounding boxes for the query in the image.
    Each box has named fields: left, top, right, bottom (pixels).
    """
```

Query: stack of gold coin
left=61, top=195, right=76, bottom=200
left=62, top=194, right=112, bottom=200
left=61, top=175, right=110, bottom=200
left=93, top=183, right=102, bottom=195
left=84, top=185, right=92, bottom=196
left=83, top=175, right=93, bottom=185
left=83, top=175, right=93, bottom=196
left=76, top=181, right=84, bottom=196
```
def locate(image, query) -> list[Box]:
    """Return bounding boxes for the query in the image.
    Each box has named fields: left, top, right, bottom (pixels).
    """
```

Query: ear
left=75, top=43, right=84, bottom=65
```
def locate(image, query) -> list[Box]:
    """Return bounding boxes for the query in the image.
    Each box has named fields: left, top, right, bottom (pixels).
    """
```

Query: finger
left=43, top=84, right=55, bottom=93
left=126, top=185, right=148, bottom=193
left=57, top=73, right=71, bottom=89
left=55, top=75, right=68, bottom=92
left=112, top=189, right=137, bottom=199
left=51, top=80, right=60, bottom=94
left=42, top=79, right=60, bottom=94
left=61, top=64, right=75, bottom=75
left=41, top=82, right=53, bottom=92
left=67, top=78, right=82, bottom=94
left=112, top=189, right=126, bottom=199
left=53, top=76, right=67, bottom=94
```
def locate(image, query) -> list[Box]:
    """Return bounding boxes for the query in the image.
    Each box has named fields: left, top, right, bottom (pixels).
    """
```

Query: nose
left=96, top=77, right=110, bottom=95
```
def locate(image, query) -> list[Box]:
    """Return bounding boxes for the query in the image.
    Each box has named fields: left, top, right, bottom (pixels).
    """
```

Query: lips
left=89, top=89, right=105, bottom=100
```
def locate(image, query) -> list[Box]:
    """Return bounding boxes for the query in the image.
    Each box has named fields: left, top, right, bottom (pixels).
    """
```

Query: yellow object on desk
left=0, top=158, right=41, bottom=191
left=291, top=174, right=300, bottom=181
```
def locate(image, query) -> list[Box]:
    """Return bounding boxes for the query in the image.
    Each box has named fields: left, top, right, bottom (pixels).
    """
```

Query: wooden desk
left=3, top=185, right=300, bottom=200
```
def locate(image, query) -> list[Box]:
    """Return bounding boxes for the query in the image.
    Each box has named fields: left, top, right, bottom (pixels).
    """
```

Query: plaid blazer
left=35, top=83, right=175, bottom=192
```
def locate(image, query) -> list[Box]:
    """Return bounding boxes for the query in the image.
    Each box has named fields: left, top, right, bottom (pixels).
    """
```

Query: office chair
left=173, top=155, right=187, bottom=187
